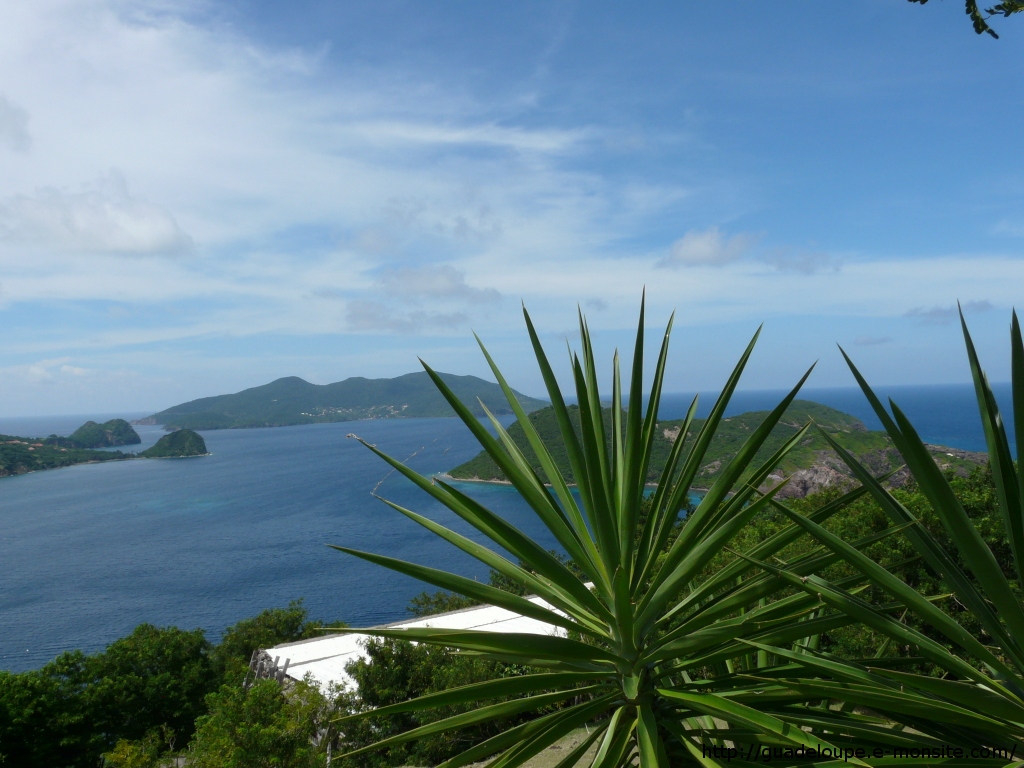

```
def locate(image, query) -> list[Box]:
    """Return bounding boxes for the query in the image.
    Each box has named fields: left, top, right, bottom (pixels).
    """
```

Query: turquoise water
left=0, top=383, right=1013, bottom=672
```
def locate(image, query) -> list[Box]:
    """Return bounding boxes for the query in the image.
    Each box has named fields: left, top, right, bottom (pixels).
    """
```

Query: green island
left=34, top=419, right=142, bottom=451
left=0, top=436, right=130, bottom=477
left=141, top=371, right=547, bottom=431
left=0, top=424, right=207, bottom=477
left=447, top=400, right=985, bottom=498
left=140, top=429, right=208, bottom=458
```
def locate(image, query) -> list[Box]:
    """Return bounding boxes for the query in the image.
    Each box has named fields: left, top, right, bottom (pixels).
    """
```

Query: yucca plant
left=745, top=308, right=1024, bottom=757
left=328, top=301, right=913, bottom=767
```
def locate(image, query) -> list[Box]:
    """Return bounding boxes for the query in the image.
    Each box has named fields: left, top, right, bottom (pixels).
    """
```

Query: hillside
left=143, top=372, right=548, bottom=431
left=447, top=400, right=985, bottom=498
left=66, top=419, right=141, bottom=448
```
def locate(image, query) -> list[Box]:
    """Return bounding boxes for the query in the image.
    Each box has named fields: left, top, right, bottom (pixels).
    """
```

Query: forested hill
left=30, top=419, right=141, bottom=450
left=447, top=400, right=985, bottom=499
left=67, top=418, right=140, bottom=448
left=141, top=429, right=208, bottom=458
left=143, top=372, right=548, bottom=431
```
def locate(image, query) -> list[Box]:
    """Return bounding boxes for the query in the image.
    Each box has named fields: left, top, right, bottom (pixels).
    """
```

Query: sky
left=2, top=0, right=1023, bottom=416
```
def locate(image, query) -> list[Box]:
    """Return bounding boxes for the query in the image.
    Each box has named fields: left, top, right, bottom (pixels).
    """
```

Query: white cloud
left=481, top=255, right=1023, bottom=333
left=346, top=121, right=590, bottom=154
left=345, top=300, right=468, bottom=334
left=763, top=250, right=841, bottom=275
left=17, top=356, right=88, bottom=382
left=0, top=0, right=631, bottom=291
left=904, top=299, right=993, bottom=325
left=0, top=95, right=30, bottom=153
left=377, top=265, right=500, bottom=304
left=0, top=172, right=193, bottom=255
left=853, top=335, right=891, bottom=346
left=0, top=1, right=1019, bottom=409
left=657, top=227, right=754, bottom=268
left=26, top=364, right=52, bottom=382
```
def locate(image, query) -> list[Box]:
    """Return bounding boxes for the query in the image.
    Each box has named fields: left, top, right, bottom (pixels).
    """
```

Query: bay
left=0, top=382, right=1012, bottom=673
left=0, top=416, right=553, bottom=672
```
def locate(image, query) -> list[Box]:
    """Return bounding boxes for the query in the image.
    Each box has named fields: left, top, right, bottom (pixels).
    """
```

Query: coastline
left=437, top=472, right=512, bottom=486
left=437, top=472, right=707, bottom=493
left=0, top=456, right=135, bottom=480
left=143, top=453, right=212, bottom=460
left=139, top=411, right=522, bottom=432
left=0, top=452, right=212, bottom=480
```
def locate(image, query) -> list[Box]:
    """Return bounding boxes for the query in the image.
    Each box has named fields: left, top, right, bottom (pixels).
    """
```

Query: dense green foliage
left=713, top=466, right=1008, bottom=662
left=147, top=371, right=548, bottom=430
left=0, top=602, right=338, bottom=767
left=185, top=679, right=334, bottom=768
left=449, top=400, right=981, bottom=492
left=140, top=429, right=208, bottom=458
left=65, top=419, right=141, bottom=448
left=0, top=434, right=128, bottom=477
left=0, top=625, right=212, bottom=767
left=211, top=601, right=336, bottom=680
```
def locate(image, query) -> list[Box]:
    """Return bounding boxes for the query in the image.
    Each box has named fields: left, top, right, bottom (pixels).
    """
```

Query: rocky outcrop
left=140, top=429, right=209, bottom=458
left=770, top=465, right=855, bottom=499
left=761, top=443, right=986, bottom=499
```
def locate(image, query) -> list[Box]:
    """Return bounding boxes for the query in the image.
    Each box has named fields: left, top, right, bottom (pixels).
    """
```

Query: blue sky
left=1, top=0, right=1022, bottom=415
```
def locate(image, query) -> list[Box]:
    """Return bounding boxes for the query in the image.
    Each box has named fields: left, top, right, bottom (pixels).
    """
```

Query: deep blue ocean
left=0, top=382, right=1014, bottom=672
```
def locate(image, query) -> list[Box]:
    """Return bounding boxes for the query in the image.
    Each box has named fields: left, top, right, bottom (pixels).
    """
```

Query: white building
left=252, top=594, right=567, bottom=694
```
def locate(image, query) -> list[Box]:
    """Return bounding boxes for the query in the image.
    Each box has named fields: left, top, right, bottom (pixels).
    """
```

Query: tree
left=102, top=726, right=175, bottom=768
left=187, top=678, right=334, bottom=768
left=0, top=654, right=94, bottom=767
left=909, top=0, right=1024, bottom=38
left=85, top=624, right=214, bottom=748
left=0, top=625, right=212, bottom=768
left=0, top=605, right=346, bottom=767
left=212, top=600, right=343, bottom=681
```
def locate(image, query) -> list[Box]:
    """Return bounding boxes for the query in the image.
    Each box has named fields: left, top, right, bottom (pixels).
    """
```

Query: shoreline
left=0, top=452, right=212, bottom=480
left=437, top=472, right=709, bottom=494
left=136, top=412, right=522, bottom=432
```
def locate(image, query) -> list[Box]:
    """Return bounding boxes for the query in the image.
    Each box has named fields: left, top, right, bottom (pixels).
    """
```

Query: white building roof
left=262, top=594, right=567, bottom=693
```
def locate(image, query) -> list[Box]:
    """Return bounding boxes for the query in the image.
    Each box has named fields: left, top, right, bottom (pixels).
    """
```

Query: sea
left=0, top=382, right=1014, bottom=673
